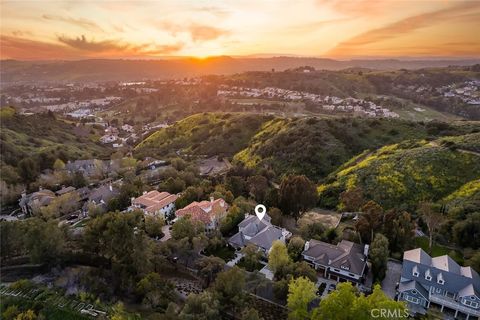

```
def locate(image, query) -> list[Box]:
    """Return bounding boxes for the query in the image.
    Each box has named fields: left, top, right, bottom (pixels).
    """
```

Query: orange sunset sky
left=1, top=0, right=479, bottom=60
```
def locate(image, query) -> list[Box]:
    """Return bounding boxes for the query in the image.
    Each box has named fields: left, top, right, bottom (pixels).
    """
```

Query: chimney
left=109, top=184, right=113, bottom=192
left=364, top=244, right=369, bottom=257
left=210, top=196, right=214, bottom=203
left=304, top=241, right=310, bottom=251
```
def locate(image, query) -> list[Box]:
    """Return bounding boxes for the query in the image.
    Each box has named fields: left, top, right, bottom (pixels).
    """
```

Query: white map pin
left=255, top=204, right=266, bottom=221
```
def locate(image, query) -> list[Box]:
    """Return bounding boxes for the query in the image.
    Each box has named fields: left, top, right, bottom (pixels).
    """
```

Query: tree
left=279, top=175, right=317, bottom=220
left=242, top=308, right=263, bottom=320
left=17, top=158, right=38, bottom=183
left=53, top=158, right=66, bottom=171
left=418, top=201, right=444, bottom=250
left=212, top=266, right=246, bottom=313
left=144, top=216, right=165, bottom=238
left=39, top=192, right=80, bottom=219
left=220, top=204, right=244, bottom=235
left=241, top=244, right=262, bottom=271
left=356, top=201, right=384, bottom=243
left=268, top=240, right=291, bottom=276
left=299, top=221, right=326, bottom=241
left=196, top=256, right=225, bottom=287
left=24, top=218, right=65, bottom=264
left=136, top=272, right=175, bottom=309
left=247, top=175, right=269, bottom=202
left=383, top=210, right=415, bottom=253
left=287, top=236, right=305, bottom=261
left=370, top=233, right=390, bottom=282
left=269, top=207, right=283, bottom=226
left=287, top=277, right=317, bottom=320
left=339, top=187, right=364, bottom=212
left=179, top=292, right=220, bottom=320
left=466, top=251, right=480, bottom=273
left=171, top=216, right=205, bottom=241
left=452, top=212, right=480, bottom=249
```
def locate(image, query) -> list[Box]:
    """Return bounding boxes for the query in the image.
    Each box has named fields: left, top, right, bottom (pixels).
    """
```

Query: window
left=413, top=271, right=419, bottom=277
left=463, top=300, right=478, bottom=308
left=405, top=295, right=419, bottom=304
left=425, top=275, right=432, bottom=281
left=436, top=288, right=442, bottom=293
left=412, top=290, right=417, bottom=294
left=438, top=279, right=444, bottom=285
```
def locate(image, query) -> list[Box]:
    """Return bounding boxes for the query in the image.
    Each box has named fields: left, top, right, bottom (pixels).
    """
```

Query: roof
left=20, top=189, right=56, bottom=208
left=302, top=240, right=367, bottom=276
left=228, top=214, right=287, bottom=251
left=88, top=184, right=119, bottom=204
left=56, top=186, right=76, bottom=196
left=132, top=190, right=177, bottom=214
left=176, top=198, right=228, bottom=224
left=401, top=248, right=480, bottom=296
left=398, top=280, right=429, bottom=299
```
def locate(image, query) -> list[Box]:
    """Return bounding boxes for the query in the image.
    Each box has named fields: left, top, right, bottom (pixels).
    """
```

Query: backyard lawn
left=414, top=236, right=464, bottom=264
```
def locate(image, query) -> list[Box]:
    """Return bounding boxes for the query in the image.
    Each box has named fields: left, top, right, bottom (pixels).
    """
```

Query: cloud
left=157, top=21, right=229, bottom=42
left=57, top=34, right=183, bottom=55
left=0, top=34, right=184, bottom=60
left=316, top=0, right=388, bottom=17
left=328, top=2, right=480, bottom=56
left=0, top=35, right=80, bottom=60
left=188, top=24, right=229, bottom=42
left=57, top=35, right=128, bottom=52
left=42, top=14, right=104, bottom=33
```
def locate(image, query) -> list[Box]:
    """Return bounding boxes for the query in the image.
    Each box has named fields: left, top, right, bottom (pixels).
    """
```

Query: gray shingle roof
left=398, top=280, right=429, bottom=299
left=303, top=240, right=367, bottom=276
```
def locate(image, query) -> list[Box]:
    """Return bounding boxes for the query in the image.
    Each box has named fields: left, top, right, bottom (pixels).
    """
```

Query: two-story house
left=302, top=239, right=369, bottom=285
left=130, top=190, right=178, bottom=220
left=398, top=248, right=480, bottom=319
left=175, top=197, right=228, bottom=231
left=228, top=214, right=292, bottom=254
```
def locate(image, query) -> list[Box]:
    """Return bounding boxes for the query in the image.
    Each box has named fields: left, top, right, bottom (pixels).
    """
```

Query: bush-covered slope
left=318, top=133, right=480, bottom=210
left=0, top=107, right=111, bottom=180
left=134, top=113, right=272, bottom=159
left=234, top=117, right=477, bottom=180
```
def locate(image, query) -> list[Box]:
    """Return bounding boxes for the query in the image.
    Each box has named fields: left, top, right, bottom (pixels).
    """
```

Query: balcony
left=430, top=294, right=480, bottom=317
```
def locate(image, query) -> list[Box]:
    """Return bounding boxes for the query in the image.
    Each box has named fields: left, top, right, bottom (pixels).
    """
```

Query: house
left=228, top=214, right=291, bottom=254
left=66, top=159, right=106, bottom=177
left=302, top=239, right=369, bottom=285
left=19, top=188, right=56, bottom=215
left=84, top=184, right=119, bottom=213
left=397, top=248, right=480, bottom=319
left=55, top=186, right=76, bottom=196
left=130, top=190, right=177, bottom=220
left=175, top=197, right=228, bottom=231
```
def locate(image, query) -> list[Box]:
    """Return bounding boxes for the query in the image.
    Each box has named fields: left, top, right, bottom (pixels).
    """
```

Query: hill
left=134, top=112, right=479, bottom=181
left=234, top=118, right=480, bottom=180
left=134, top=113, right=272, bottom=159
left=0, top=107, right=111, bottom=183
left=317, top=133, right=480, bottom=210
left=1, top=57, right=479, bottom=85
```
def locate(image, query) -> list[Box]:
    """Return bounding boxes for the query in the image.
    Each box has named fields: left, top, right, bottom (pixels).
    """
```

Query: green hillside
left=0, top=107, right=111, bottom=182
left=234, top=117, right=477, bottom=181
left=134, top=113, right=272, bottom=159
left=318, top=133, right=480, bottom=210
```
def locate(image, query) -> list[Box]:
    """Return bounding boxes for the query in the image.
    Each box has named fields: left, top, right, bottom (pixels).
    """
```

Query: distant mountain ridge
left=1, top=56, right=479, bottom=84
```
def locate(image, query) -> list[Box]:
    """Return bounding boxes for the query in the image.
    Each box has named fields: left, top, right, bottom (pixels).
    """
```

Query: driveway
left=160, top=225, right=171, bottom=242
left=381, top=260, right=402, bottom=299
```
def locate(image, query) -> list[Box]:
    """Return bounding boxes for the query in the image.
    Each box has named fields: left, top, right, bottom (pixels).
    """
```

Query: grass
left=414, top=236, right=464, bottom=264
left=203, top=245, right=236, bottom=261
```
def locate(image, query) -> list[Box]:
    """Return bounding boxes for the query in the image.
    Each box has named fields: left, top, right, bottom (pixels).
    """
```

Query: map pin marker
left=255, top=204, right=266, bottom=221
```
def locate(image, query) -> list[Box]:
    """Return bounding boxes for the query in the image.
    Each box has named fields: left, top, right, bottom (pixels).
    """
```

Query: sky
left=1, top=0, right=479, bottom=60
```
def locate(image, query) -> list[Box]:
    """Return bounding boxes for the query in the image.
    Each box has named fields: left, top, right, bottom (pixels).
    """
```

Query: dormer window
left=437, top=273, right=444, bottom=285
left=412, top=265, right=419, bottom=277
left=425, top=269, right=432, bottom=281
left=341, top=265, right=350, bottom=270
